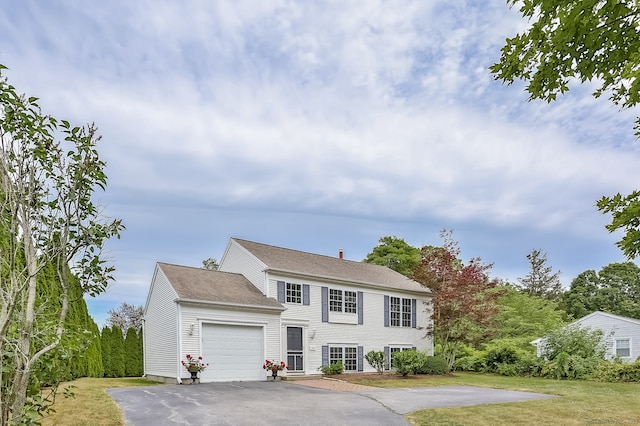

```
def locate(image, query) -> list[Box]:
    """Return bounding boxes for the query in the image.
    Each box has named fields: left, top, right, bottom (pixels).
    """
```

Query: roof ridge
left=231, top=237, right=371, bottom=265
left=157, top=261, right=240, bottom=275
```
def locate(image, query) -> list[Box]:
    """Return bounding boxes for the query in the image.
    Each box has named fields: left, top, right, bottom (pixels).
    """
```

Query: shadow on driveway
left=107, top=381, right=553, bottom=426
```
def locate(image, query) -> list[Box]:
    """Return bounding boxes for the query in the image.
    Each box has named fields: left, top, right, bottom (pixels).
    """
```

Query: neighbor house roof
left=157, top=262, right=284, bottom=310
left=575, top=311, right=640, bottom=326
left=231, top=238, right=431, bottom=295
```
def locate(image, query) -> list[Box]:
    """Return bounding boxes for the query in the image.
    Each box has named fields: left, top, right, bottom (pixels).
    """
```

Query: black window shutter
left=303, top=284, right=310, bottom=305
left=277, top=281, right=285, bottom=303
left=357, top=346, right=364, bottom=371
left=411, top=298, right=417, bottom=328
left=322, top=345, right=329, bottom=366
left=383, top=295, right=389, bottom=327
left=357, top=291, right=363, bottom=325
left=321, top=287, right=328, bottom=322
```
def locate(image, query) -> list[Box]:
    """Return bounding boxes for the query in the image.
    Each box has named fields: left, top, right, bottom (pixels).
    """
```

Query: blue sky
left=2, top=1, right=638, bottom=327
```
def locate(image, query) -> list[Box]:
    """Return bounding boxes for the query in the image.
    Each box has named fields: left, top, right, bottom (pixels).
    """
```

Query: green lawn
left=40, top=378, right=162, bottom=426
left=350, top=373, right=640, bottom=425
left=39, top=374, right=639, bottom=425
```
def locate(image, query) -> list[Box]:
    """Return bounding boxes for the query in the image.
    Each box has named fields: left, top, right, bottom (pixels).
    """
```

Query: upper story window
left=329, top=289, right=342, bottom=312
left=286, top=282, right=302, bottom=304
left=277, top=281, right=309, bottom=305
left=329, top=289, right=357, bottom=313
left=388, top=296, right=413, bottom=327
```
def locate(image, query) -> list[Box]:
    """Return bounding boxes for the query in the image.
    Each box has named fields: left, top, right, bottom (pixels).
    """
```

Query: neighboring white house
left=143, top=238, right=433, bottom=383
left=531, top=311, right=640, bottom=362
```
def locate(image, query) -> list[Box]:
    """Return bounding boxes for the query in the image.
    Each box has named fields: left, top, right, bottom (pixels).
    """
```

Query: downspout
left=176, top=301, right=183, bottom=384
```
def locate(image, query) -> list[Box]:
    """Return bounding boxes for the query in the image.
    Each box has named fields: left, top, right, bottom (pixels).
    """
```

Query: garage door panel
left=201, top=324, right=264, bottom=382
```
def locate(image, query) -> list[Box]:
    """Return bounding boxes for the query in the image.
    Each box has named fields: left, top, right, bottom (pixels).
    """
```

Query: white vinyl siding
left=219, top=241, right=268, bottom=294
left=143, top=267, right=180, bottom=380
left=268, top=275, right=432, bottom=375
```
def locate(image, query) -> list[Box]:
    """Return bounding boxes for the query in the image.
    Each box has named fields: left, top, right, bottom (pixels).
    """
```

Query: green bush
left=540, top=352, right=602, bottom=380
left=364, top=350, right=385, bottom=374
left=591, top=359, right=640, bottom=382
left=393, top=350, right=418, bottom=376
left=393, top=350, right=449, bottom=375
left=319, top=361, right=343, bottom=375
left=454, top=348, right=487, bottom=372
left=418, top=355, right=449, bottom=375
left=456, top=339, right=539, bottom=377
left=540, top=325, right=606, bottom=360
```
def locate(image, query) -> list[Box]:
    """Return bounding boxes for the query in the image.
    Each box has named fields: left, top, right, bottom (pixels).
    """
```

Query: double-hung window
left=329, top=289, right=357, bottom=314
left=389, top=296, right=412, bottom=327
left=402, top=298, right=412, bottom=327
left=329, top=346, right=358, bottom=371
left=616, top=339, right=631, bottom=358
left=286, top=283, right=302, bottom=304
left=329, top=289, right=342, bottom=312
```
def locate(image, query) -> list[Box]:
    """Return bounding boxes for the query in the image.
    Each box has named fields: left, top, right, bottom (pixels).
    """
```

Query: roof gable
left=156, top=262, right=283, bottom=309
left=575, top=311, right=640, bottom=327
left=230, top=238, right=431, bottom=294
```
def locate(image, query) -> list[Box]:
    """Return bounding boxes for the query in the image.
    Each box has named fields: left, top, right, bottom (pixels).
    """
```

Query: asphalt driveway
left=107, top=380, right=553, bottom=426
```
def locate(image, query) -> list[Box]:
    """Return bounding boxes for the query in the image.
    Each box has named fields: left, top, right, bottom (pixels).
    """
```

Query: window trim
left=328, top=289, right=358, bottom=315
left=389, top=296, right=412, bottom=327
left=615, top=338, right=631, bottom=358
left=329, top=345, right=358, bottom=371
left=286, top=282, right=302, bottom=304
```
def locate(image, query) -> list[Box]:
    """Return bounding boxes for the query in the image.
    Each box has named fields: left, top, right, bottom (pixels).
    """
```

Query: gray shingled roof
left=157, top=262, right=284, bottom=309
left=232, top=238, right=431, bottom=295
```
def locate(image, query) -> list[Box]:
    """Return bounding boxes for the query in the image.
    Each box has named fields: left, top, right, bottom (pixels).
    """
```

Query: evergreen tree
left=101, top=326, right=113, bottom=377
left=111, top=326, right=126, bottom=377
left=85, top=320, right=104, bottom=378
left=124, top=328, right=143, bottom=377
left=516, top=249, right=563, bottom=300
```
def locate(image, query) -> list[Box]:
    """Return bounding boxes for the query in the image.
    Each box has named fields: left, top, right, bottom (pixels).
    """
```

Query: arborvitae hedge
left=101, top=326, right=113, bottom=377
left=124, top=328, right=143, bottom=377
left=111, top=326, right=126, bottom=377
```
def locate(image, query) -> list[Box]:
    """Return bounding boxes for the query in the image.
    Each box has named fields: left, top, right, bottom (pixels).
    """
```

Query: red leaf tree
left=413, top=230, right=503, bottom=370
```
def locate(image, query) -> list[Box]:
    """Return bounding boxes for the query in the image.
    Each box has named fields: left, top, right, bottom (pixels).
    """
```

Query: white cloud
left=1, top=0, right=638, bottom=323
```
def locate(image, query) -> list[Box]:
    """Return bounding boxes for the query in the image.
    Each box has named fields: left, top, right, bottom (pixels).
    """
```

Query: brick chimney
left=339, top=249, right=344, bottom=259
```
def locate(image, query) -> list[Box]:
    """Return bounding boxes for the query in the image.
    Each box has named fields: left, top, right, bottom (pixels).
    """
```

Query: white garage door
left=201, top=324, right=264, bottom=382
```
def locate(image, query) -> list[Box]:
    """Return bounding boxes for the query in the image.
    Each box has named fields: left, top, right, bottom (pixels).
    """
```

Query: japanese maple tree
left=413, top=230, right=503, bottom=370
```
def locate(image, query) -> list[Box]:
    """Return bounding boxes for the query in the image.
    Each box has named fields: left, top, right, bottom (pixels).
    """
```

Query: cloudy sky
left=2, top=1, right=639, bottom=326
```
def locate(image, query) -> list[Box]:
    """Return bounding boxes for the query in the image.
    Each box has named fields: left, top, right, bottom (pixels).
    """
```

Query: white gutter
left=175, top=298, right=285, bottom=312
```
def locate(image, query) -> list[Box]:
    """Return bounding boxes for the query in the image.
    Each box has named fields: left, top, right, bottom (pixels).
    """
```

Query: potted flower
left=182, top=354, right=208, bottom=384
left=262, top=359, right=288, bottom=380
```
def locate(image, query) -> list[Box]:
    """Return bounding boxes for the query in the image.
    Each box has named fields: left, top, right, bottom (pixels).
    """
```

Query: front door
left=286, top=327, right=304, bottom=372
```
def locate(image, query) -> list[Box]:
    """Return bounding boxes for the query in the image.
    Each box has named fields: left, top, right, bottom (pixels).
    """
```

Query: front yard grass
left=347, top=372, right=640, bottom=425
left=40, top=377, right=162, bottom=426
left=37, top=373, right=639, bottom=425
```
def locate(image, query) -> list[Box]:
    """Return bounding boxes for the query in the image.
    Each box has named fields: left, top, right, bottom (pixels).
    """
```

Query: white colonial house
left=532, top=311, right=640, bottom=362
left=143, top=238, right=433, bottom=383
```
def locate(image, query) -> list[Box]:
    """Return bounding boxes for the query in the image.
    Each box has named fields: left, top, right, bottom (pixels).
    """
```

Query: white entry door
left=201, top=323, right=264, bottom=382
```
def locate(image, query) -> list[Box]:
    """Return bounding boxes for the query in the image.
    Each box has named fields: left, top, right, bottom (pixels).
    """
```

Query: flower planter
left=190, top=371, right=198, bottom=384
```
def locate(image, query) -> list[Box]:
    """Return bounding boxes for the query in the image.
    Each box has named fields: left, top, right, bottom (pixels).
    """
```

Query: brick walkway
left=290, top=378, right=378, bottom=392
